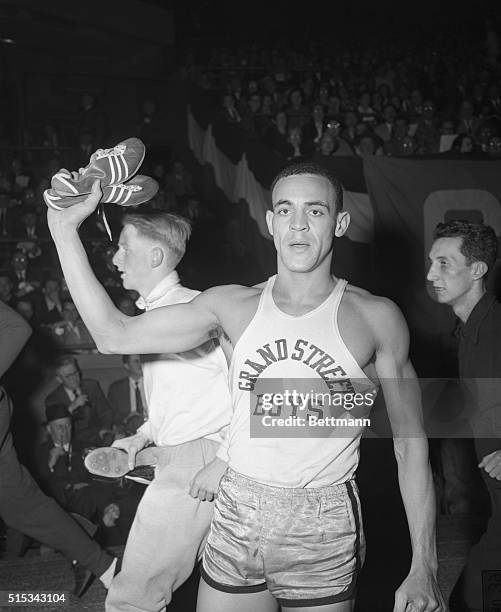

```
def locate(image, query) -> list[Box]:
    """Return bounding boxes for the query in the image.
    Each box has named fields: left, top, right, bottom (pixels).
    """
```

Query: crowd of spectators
left=185, top=21, right=501, bottom=160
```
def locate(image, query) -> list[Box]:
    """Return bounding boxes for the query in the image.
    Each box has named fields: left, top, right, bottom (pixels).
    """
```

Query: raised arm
left=0, top=300, right=32, bottom=379
left=47, top=181, right=219, bottom=355
left=372, top=299, right=445, bottom=612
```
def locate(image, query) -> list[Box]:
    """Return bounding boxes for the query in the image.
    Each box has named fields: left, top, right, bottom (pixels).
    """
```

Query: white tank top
left=227, top=275, right=378, bottom=488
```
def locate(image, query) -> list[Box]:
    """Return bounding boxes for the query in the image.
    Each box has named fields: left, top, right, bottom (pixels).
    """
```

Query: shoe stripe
left=112, top=155, right=121, bottom=183
left=113, top=187, right=126, bottom=203
left=118, top=154, right=128, bottom=181
left=108, top=156, right=116, bottom=184
left=122, top=188, right=133, bottom=204
left=54, top=175, right=79, bottom=195
left=104, top=186, right=117, bottom=203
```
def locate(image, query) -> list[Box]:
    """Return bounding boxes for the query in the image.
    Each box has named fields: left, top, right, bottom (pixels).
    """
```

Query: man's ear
left=334, top=211, right=350, bottom=238
left=266, top=210, right=274, bottom=237
left=150, top=247, right=164, bottom=268
left=471, top=260, right=488, bottom=280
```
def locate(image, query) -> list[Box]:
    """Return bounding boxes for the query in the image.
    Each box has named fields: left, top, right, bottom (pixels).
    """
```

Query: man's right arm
left=47, top=182, right=220, bottom=355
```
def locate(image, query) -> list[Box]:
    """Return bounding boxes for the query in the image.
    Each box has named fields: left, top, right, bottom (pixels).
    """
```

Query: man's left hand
left=479, top=450, right=501, bottom=480
left=394, top=567, right=446, bottom=612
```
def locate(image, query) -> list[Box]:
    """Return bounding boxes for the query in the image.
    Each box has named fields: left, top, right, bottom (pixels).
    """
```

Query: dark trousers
left=450, top=438, right=501, bottom=612
left=0, top=391, right=112, bottom=577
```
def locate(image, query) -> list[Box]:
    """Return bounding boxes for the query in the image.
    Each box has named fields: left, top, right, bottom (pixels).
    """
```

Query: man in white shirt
left=89, top=211, right=231, bottom=612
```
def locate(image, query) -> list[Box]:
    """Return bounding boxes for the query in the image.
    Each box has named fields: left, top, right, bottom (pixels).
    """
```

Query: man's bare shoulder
left=195, top=283, right=263, bottom=309
left=344, top=284, right=408, bottom=337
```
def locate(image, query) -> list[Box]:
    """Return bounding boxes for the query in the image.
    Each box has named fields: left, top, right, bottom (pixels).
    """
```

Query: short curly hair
left=433, top=220, right=498, bottom=272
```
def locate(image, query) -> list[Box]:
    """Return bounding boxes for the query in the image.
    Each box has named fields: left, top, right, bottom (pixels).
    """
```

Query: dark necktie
left=135, top=382, right=144, bottom=414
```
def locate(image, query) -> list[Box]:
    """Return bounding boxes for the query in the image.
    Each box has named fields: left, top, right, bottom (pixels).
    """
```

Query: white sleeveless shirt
left=225, top=275, right=378, bottom=488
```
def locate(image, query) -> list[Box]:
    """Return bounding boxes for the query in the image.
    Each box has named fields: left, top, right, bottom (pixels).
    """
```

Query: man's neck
left=139, top=268, right=176, bottom=299
left=452, top=286, right=486, bottom=323
left=274, top=261, right=336, bottom=304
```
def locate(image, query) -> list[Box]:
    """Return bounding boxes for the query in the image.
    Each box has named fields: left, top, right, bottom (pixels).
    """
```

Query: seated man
left=45, top=355, right=112, bottom=447
left=33, top=403, right=114, bottom=523
left=107, top=355, right=147, bottom=436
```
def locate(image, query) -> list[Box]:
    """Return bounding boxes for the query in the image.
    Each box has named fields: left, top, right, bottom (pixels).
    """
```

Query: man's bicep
left=105, top=298, right=219, bottom=355
left=374, top=304, right=424, bottom=436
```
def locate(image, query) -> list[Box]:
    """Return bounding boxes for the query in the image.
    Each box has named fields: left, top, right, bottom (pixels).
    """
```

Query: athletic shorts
left=201, top=469, right=365, bottom=608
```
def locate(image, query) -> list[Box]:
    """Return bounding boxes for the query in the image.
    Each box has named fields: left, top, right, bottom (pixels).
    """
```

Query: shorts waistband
left=224, top=468, right=354, bottom=500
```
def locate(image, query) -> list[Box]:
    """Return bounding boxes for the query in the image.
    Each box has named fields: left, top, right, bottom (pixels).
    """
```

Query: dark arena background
left=0, top=0, right=500, bottom=610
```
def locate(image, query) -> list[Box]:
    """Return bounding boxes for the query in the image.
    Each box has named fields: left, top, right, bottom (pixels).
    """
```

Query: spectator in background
left=340, top=110, right=359, bottom=148
left=456, top=100, right=482, bottom=137
left=355, top=133, right=383, bottom=157
left=383, top=117, right=411, bottom=157
left=9, top=250, right=40, bottom=300
left=50, top=299, right=94, bottom=349
left=107, top=355, right=147, bottom=436
left=0, top=273, right=15, bottom=307
left=357, top=91, right=378, bottom=126
left=45, top=355, right=112, bottom=447
left=220, top=93, right=241, bottom=124
left=374, top=104, right=398, bottom=143
left=77, top=93, right=106, bottom=147
left=284, top=126, right=306, bottom=160
left=451, top=134, right=476, bottom=155
left=415, top=100, right=441, bottom=154
left=34, top=278, right=64, bottom=327
left=14, top=298, right=35, bottom=324
left=264, top=110, right=290, bottom=159
left=33, top=403, right=115, bottom=525
left=302, top=104, right=329, bottom=151
left=285, top=88, right=310, bottom=130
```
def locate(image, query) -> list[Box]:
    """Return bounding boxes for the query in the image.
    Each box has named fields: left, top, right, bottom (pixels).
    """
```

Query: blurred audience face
left=15, top=299, right=33, bottom=321
left=488, top=136, right=501, bottom=158
left=357, top=135, right=377, bottom=156
left=275, top=111, right=288, bottom=132
left=62, top=301, right=79, bottom=325
left=287, top=127, right=302, bottom=147
left=312, top=104, right=325, bottom=123
left=11, top=251, right=28, bottom=273
left=289, top=90, right=303, bottom=109
left=56, top=359, right=81, bottom=391
left=249, top=94, right=261, bottom=114
left=401, top=136, right=417, bottom=156
left=0, top=275, right=13, bottom=302
left=422, top=100, right=436, bottom=120
left=394, top=118, right=409, bottom=138
left=47, top=416, right=72, bottom=447
left=383, top=105, right=397, bottom=124
left=440, top=120, right=455, bottom=135
left=43, top=279, right=61, bottom=302
left=320, top=133, right=335, bottom=156
left=124, top=355, right=143, bottom=380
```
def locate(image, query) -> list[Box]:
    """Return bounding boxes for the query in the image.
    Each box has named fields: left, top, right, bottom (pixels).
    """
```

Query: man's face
left=125, top=355, right=143, bottom=379
left=267, top=174, right=348, bottom=273
left=48, top=417, right=72, bottom=447
left=427, top=237, right=476, bottom=306
left=112, top=224, right=152, bottom=293
left=57, top=362, right=81, bottom=391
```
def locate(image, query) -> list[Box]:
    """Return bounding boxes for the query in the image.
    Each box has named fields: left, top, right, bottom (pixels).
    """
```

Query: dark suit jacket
left=107, top=377, right=132, bottom=426
left=45, top=379, right=112, bottom=446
